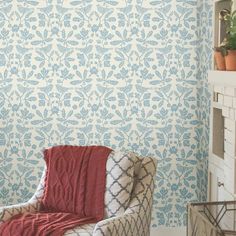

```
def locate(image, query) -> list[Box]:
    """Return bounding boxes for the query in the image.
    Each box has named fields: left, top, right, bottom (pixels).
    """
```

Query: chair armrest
left=0, top=168, right=46, bottom=223
left=0, top=200, right=40, bottom=223
left=93, top=212, right=142, bottom=236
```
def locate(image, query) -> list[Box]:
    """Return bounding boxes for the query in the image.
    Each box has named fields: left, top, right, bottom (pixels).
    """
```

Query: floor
left=151, top=227, right=186, bottom=236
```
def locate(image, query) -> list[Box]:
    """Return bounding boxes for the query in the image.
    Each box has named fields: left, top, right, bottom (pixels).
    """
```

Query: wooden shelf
left=208, top=71, right=236, bottom=87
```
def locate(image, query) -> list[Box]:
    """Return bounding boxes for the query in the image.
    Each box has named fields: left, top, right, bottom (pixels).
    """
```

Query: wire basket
left=187, top=201, right=236, bottom=236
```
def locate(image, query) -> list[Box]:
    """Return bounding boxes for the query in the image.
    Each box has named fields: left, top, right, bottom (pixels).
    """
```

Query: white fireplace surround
left=208, top=70, right=236, bottom=229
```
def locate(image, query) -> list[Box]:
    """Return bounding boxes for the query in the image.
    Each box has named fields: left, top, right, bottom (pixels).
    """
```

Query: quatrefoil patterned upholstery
left=104, top=151, right=135, bottom=218
left=0, top=151, right=157, bottom=236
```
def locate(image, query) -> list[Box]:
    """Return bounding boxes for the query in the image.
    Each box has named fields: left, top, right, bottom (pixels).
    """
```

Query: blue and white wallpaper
left=0, top=0, right=212, bottom=228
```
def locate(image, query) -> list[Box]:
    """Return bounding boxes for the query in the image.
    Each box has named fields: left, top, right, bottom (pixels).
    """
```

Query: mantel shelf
left=208, top=70, right=236, bottom=87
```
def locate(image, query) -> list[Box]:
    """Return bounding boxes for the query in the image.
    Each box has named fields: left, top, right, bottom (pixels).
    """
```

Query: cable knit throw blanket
left=0, top=145, right=112, bottom=236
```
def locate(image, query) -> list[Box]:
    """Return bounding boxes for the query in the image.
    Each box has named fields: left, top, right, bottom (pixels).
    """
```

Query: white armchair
left=0, top=152, right=157, bottom=236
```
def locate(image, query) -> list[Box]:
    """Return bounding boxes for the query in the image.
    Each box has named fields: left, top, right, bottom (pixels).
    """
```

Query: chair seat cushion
left=104, top=151, right=135, bottom=217
left=64, top=223, right=95, bottom=236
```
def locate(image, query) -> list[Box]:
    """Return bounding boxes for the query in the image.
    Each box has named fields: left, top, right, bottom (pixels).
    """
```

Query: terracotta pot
left=214, top=51, right=226, bottom=70
left=225, top=50, right=236, bottom=71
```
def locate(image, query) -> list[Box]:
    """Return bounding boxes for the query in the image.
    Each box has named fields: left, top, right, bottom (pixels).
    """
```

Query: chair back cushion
left=104, top=151, right=135, bottom=217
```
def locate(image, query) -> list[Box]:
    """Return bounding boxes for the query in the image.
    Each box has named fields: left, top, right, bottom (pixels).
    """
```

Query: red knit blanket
left=0, top=145, right=112, bottom=236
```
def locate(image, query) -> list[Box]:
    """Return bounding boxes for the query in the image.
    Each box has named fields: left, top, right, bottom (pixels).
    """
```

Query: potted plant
left=224, top=10, right=236, bottom=70
left=215, top=9, right=236, bottom=71
left=214, top=46, right=226, bottom=70
left=214, top=9, right=229, bottom=70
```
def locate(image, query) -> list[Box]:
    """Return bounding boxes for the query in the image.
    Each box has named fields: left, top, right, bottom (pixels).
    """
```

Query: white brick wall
left=222, top=106, right=230, bottom=117
left=214, top=86, right=236, bottom=195
left=224, top=96, right=233, bottom=107
left=224, top=87, right=236, bottom=96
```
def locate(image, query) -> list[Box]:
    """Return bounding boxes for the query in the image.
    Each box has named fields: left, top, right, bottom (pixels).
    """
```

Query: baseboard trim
left=150, top=227, right=186, bottom=236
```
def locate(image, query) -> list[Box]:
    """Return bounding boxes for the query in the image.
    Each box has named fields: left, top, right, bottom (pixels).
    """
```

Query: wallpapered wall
left=0, top=0, right=212, bottom=228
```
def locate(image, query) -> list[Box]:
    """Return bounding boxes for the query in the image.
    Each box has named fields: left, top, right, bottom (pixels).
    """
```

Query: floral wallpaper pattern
left=0, top=0, right=212, bottom=228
